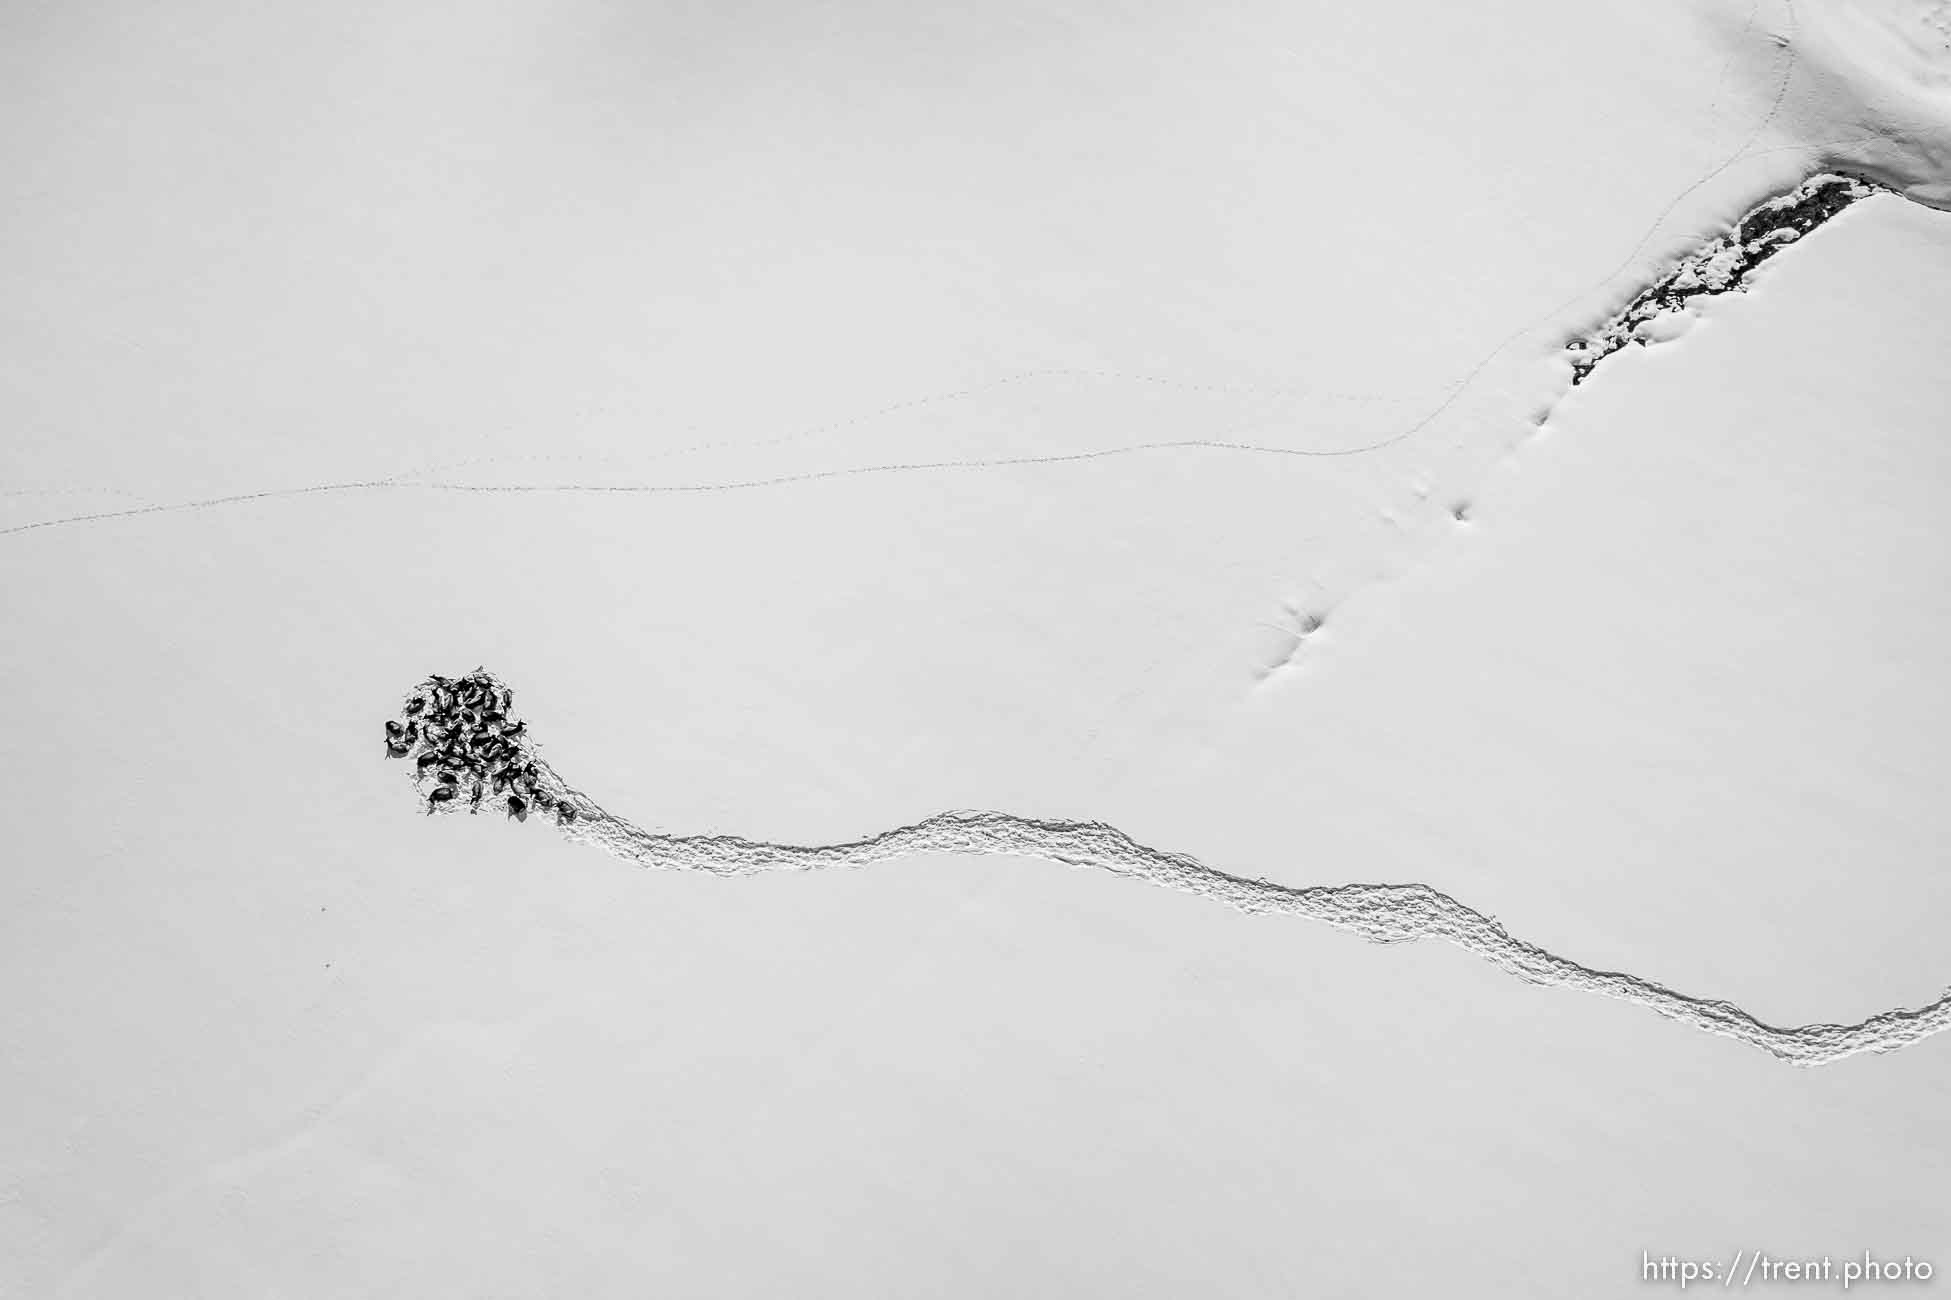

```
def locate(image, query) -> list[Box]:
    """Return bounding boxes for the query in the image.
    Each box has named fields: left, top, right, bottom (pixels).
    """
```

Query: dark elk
left=385, top=668, right=559, bottom=830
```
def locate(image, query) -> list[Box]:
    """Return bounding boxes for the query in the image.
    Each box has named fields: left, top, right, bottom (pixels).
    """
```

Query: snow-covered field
left=4, top=0, right=1948, bottom=1294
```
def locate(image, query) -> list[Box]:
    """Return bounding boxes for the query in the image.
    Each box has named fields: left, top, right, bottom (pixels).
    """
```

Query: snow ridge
left=391, top=671, right=1951, bottom=1068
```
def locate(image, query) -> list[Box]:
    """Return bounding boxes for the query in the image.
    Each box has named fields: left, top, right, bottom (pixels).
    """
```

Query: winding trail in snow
left=401, top=672, right=1951, bottom=1069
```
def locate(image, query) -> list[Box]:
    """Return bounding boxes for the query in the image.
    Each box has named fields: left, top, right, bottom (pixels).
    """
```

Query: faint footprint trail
left=390, top=670, right=1951, bottom=1068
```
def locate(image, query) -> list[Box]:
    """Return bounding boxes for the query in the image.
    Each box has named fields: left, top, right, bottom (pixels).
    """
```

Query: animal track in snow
left=390, top=669, right=1951, bottom=1067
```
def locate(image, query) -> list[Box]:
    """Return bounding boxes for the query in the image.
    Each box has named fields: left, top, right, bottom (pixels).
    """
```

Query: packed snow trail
left=390, top=670, right=1951, bottom=1068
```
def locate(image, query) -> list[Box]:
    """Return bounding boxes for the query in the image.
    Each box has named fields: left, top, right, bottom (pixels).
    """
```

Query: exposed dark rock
left=1566, top=173, right=1886, bottom=385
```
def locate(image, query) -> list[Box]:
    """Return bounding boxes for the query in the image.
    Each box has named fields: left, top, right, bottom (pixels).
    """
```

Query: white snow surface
left=3, top=0, right=1950, bottom=1295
